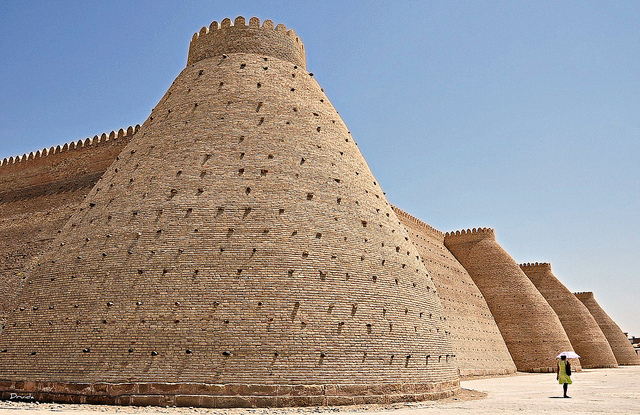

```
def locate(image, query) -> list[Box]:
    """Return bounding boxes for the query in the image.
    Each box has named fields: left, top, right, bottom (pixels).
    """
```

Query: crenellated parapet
left=574, top=291, right=594, bottom=298
left=444, top=227, right=495, bottom=245
left=188, top=16, right=306, bottom=68
left=0, top=125, right=139, bottom=172
left=519, top=262, right=552, bottom=271
left=0, top=125, right=140, bottom=197
left=392, top=206, right=444, bottom=241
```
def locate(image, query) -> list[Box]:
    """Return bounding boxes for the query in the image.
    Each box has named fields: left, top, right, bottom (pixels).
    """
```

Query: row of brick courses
left=0, top=19, right=460, bottom=406
left=520, top=263, right=618, bottom=368
left=393, top=207, right=517, bottom=377
left=0, top=127, right=137, bottom=323
left=0, top=380, right=458, bottom=407
left=443, top=228, right=579, bottom=372
left=574, top=292, right=640, bottom=365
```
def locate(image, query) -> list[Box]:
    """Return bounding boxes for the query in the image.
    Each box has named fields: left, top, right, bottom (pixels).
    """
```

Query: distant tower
left=574, top=292, right=640, bottom=365
left=394, top=207, right=516, bottom=377
left=0, top=17, right=459, bottom=406
left=520, top=263, right=617, bottom=368
left=444, top=228, right=578, bottom=372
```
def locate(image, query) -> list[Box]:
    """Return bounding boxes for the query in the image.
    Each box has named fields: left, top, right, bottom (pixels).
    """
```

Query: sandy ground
left=0, top=366, right=638, bottom=415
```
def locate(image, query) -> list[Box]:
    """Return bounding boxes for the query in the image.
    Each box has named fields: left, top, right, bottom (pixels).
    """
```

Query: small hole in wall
left=315, top=233, right=322, bottom=239
left=238, top=169, right=244, bottom=176
left=306, top=193, right=313, bottom=200
left=279, top=208, right=285, bottom=214
left=257, top=83, right=262, bottom=88
left=240, top=63, right=246, bottom=68
left=268, top=154, right=274, bottom=159
left=245, top=187, right=251, bottom=194
left=260, top=169, right=268, bottom=176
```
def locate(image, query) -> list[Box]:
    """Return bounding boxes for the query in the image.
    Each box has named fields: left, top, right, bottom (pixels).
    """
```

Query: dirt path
left=0, top=366, right=638, bottom=415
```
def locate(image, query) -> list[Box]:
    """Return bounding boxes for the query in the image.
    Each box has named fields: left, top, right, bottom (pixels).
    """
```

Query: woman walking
left=557, top=355, right=572, bottom=398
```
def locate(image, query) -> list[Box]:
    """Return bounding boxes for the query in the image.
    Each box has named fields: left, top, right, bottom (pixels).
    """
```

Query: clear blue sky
left=1, top=1, right=638, bottom=336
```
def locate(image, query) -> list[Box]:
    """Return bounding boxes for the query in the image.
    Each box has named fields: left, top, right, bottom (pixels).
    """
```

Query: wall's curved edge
left=391, top=206, right=444, bottom=241
left=0, top=380, right=459, bottom=407
left=393, top=207, right=517, bottom=378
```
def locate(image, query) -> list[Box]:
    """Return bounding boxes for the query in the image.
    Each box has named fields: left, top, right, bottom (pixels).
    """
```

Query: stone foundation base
left=0, top=380, right=460, bottom=408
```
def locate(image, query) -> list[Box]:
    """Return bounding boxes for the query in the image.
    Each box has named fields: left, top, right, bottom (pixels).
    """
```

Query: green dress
left=558, top=360, right=572, bottom=384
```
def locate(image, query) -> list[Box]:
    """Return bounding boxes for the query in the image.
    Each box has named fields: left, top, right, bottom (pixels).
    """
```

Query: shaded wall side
left=0, top=130, right=135, bottom=322
left=444, top=233, right=577, bottom=372
left=521, top=264, right=617, bottom=368
left=394, top=208, right=516, bottom=377
left=575, top=293, right=640, bottom=365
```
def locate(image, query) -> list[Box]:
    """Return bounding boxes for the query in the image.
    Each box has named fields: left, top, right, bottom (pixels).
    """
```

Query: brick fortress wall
left=443, top=228, right=578, bottom=372
left=520, top=263, right=617, bottom=368
left=574, top=292, right=640, bottom=365
left=0, top=127, right=137, bottom=326
left=393, top=207, right=516, bottom=377
left=0, top=17, right=460, bottom=407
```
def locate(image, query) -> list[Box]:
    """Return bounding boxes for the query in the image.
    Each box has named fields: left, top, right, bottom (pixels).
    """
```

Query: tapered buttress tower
left=520, top=263, right=617, bottom=369
left=444, top=228, right=578, bottom=372
left=0, top=17, right=459, bottom=406
left=574, top=292, right=640, bottom=366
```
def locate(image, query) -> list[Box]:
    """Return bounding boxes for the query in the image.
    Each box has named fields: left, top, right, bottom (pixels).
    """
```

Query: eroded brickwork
left=0, top=128, right=137, bottom=325
left=520, top=263, right=617, bottom=368
left=575, top=292, right=640, bottom=365
left=393, top=207, right=516, bottom=377
left=0, top=17, right=459, bottom=406
left=443, top=229, right=578, bottom=372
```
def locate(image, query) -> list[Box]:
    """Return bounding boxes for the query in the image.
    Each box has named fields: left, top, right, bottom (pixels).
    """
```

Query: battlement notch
left=188, top=16, right=306, bottom=68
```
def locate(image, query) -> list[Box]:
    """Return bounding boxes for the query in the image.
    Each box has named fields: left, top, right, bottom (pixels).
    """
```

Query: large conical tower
left=0, top=17, right=459, bottom=407
left=444, top=228, right=578, bottom=372
left=574, top=292, right=640, bottom=366
left=520, top=263, right=617, bottom=368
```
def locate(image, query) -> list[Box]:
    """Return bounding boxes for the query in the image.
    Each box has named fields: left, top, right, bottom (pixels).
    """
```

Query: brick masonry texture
left=0, top=17, right=460, bottom=406
left=574, top=292, right=640, bottom=365
left=393, top=207, right=516, bottom=378
left=443, top=229, right=579, bottom=372
left=0, top=128, right=136, bottom=325
left=520, top=263, right=617, bottom=369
